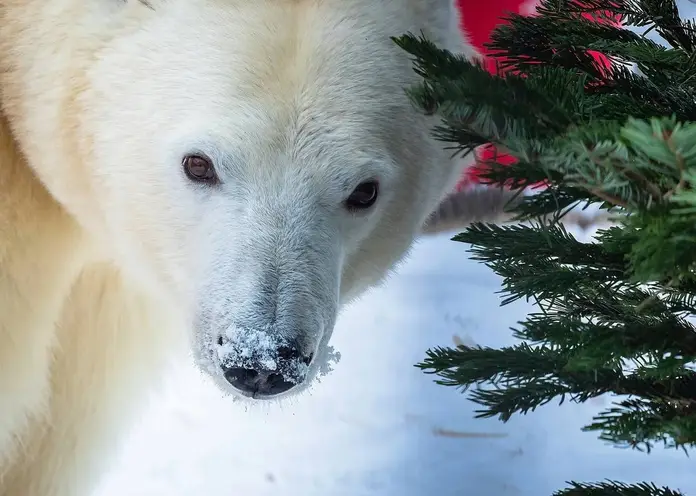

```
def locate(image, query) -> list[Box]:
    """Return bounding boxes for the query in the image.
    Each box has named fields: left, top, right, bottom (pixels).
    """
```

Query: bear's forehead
left=130, top=0, right=420, bottom=174
left=146, top=0, right=413, bottom=103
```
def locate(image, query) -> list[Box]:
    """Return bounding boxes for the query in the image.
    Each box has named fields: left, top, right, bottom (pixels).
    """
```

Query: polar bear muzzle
left=189, top=199, right=342, bottom=401
left=216, top=326, right=315, bottom=398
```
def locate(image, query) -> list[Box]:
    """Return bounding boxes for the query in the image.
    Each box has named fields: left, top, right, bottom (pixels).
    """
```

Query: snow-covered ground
left=96, top=225, right=696, bottom=496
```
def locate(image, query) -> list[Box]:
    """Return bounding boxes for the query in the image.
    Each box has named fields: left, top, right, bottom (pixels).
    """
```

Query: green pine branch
left=396, top=0, right=696, bottom=494
left=553, top=480, right=685, bottom=495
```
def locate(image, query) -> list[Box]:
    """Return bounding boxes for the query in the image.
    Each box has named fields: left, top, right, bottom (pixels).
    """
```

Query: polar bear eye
left=183, top=154, right=219, bottom=184
left=345, top=180, right=379, bottom=211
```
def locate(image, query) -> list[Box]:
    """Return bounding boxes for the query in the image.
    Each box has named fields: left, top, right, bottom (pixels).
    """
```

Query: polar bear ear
left=415, top=0, right=480, bottom=60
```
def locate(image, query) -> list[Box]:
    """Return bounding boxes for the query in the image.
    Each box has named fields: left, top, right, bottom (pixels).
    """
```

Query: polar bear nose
left=222, top=346, right=313, bottom=397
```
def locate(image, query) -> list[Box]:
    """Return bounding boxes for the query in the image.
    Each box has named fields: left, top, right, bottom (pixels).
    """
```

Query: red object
left=452, top=0, right=620, bottom=191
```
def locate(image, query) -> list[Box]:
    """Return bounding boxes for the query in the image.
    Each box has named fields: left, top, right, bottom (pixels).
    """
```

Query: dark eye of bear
left=345, top=180, right=379, bottom=211
left=183, top=154, right=219, bottom=184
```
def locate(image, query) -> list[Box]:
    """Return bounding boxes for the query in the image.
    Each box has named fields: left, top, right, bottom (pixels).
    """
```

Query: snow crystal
left=215, top=325, right=340, bottom=385
left=217, top=326, right=282, bottom=370
left=192, top=322, right=342, bottom=394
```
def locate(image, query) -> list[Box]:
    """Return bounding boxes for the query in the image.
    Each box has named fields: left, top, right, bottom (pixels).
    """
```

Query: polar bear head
left=0, top=0, right=472, bottom=400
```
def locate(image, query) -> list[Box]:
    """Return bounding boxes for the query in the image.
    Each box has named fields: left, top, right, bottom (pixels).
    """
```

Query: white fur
left=0, top=0, right=478, bottom=494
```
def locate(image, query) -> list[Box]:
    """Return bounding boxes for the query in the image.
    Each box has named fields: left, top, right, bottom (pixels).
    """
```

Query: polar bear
left=0, top=0, right=480, bottom=494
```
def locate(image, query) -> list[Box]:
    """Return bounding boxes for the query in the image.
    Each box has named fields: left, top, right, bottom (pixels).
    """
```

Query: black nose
left=222, top=346, right=313, bottom=397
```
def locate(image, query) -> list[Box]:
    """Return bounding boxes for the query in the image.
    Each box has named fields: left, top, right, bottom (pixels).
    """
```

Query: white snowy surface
left=96, top=227, right=696, bottom=496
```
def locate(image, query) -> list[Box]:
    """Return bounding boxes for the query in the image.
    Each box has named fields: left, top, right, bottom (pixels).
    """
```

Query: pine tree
left=393, top=1, right=696, bottom=494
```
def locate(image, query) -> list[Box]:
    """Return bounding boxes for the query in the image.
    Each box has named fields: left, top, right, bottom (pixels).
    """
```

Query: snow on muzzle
left=194, top=208, right=342, bottom=400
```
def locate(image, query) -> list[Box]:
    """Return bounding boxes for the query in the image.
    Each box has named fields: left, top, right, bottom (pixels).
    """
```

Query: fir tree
left=393, top=1, right=696, bottom=494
